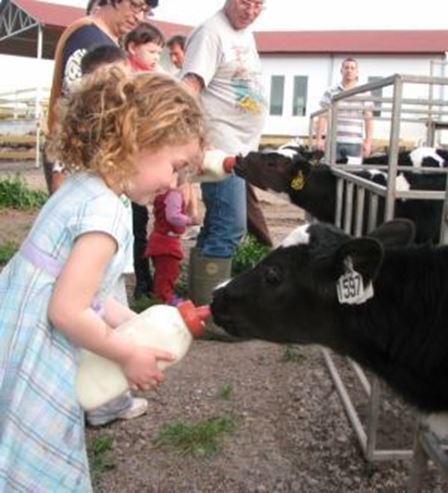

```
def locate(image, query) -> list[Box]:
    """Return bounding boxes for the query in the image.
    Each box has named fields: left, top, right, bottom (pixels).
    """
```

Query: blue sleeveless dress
left=0, top=173, right=133, bottom=491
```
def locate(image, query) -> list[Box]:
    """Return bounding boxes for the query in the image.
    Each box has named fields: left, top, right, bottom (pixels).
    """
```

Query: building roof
left=1, top=0, right=448, bottom=59
left=11, top=0, right=190, bottom=35
left=12, top=0, right=83, bottom=28
left=0, top=0, right=191, bottom=58
left=255, top=30, right=448, bottom=55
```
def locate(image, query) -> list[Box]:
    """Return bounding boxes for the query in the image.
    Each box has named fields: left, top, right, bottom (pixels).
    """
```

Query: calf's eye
left=264, top=266, right=282, bottom=285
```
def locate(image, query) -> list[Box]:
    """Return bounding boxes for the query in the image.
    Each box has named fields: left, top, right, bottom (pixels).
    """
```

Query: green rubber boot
left=188, top=247, right=201, bottom=304
left=187, top=250, right=238, bottom=341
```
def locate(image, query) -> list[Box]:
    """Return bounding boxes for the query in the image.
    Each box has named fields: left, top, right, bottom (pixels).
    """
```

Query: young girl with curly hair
left=0, top=68, right=204, bottom=491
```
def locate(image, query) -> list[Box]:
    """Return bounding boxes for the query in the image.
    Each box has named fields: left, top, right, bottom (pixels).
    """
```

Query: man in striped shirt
left=316, top=57, right=373, bottom=162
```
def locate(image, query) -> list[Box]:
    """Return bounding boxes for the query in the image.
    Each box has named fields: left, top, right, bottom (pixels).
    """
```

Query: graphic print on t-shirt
left=230, top=45, right=265, bottom=114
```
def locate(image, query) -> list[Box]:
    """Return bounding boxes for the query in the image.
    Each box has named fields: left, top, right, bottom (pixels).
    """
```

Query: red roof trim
left=254, top=31, right=448, bottom=55
left=11, top=0, right=191, bottom=35
left=13, top=0, right=84, bottom=28
left=6, top=0, right=448, bottom=55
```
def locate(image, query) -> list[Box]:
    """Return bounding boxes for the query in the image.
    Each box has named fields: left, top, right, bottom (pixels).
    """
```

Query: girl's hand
left=122, top=346, right=175, bottom=392
left=191, top=213, right=201, bottom=225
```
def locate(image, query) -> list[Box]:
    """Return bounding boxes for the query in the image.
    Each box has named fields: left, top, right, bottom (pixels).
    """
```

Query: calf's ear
left=291, top=156, right=312, bottom=176
left=335, top=237, right=384, bottom=284
left=367, top=219, right=415, bottom=248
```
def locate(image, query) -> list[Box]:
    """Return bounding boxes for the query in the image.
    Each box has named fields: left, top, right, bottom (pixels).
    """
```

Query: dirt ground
left=1, top=161, right=446, bottom=492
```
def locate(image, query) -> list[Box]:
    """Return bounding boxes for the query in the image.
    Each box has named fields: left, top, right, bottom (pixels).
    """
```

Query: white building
left=2, top=0, right=448, bottom=144
left=255, top=31, right=448, bottom=144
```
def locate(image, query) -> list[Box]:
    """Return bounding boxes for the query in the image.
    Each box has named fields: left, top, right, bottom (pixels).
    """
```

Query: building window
left=368, top=76, right=382, bottom=117
left=292, top=76, right=308, bottom=116
left=269, top=75, right=285, bottom=116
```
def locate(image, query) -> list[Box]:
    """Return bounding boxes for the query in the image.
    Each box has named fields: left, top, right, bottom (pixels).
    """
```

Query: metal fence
left=0, top=87, right=49, bottom=167
left=308, top=73, right=448, bottom=489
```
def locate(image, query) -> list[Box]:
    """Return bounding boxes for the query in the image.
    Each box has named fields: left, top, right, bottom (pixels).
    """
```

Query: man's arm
left=180, top=23, right=219, bottom=95
left=315, top=89, right=331, bottom=151
left=315, top=114, right=327, bottom=151
left=182, top=73, right=205, bottom=95
left=363, top=109, right=374, bottom=157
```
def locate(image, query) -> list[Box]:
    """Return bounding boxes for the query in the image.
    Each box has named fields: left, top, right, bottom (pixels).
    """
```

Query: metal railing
left=307, top=74, right=448, bottom=481
left=309, top=74, right=448, bottom=160
left=0, top=87, right=49, bottom=167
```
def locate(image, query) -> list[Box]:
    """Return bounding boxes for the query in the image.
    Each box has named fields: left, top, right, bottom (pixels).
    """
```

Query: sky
left=57, top=0, right=448, bottom=31
left=0, top=0, right=447, bottom=92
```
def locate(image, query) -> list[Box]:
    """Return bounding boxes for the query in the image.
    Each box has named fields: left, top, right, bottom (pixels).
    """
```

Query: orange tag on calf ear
left=290, top=170, right=305, bottom=191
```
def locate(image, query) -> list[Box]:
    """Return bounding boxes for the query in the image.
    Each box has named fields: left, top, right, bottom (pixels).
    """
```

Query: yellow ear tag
left=290, top=171, right=305, bottom=191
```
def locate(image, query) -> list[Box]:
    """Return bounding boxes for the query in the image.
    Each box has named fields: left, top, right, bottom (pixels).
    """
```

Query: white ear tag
left=336, top=258, right=374, bottom=305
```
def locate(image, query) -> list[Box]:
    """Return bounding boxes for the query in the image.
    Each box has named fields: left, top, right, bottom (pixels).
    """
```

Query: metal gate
left=308, top=74, right=448, bottom=487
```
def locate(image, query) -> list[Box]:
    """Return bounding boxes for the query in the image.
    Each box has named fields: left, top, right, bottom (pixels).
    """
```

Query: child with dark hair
left=124, top=21, right=165, bottom=72
left=81, top=44, right=127, bottom=75
left=124, top=22, right=166, bottom=300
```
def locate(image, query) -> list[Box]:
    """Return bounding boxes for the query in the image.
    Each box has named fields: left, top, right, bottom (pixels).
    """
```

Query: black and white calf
left=362, top=147, right=448, bottom=168
left=234, top=149, right=446, bottom=244
left=211, top=220, right=448, bottom=413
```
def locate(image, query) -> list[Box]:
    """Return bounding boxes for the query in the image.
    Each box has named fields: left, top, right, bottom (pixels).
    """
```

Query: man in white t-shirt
left=316, top=57, right=373, bottom=162
left=181, top=0, right=268, bottom=309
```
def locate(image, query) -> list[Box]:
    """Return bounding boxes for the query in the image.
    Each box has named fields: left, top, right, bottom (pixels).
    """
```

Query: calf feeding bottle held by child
left=76, top=301, right=210, bottom=410
left=193, top=149, right=236, bottom=183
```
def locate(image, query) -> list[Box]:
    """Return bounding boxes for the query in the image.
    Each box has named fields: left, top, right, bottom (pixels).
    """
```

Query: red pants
left=151, top=254, right=181, bottom=303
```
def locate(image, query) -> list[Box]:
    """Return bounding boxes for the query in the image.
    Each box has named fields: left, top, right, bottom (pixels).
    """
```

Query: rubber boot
left=188, top=247, right=201, bottom=304
left=188, top=250, right=237, bottom=342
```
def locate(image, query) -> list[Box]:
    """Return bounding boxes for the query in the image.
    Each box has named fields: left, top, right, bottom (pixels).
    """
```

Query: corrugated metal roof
left=6, top=0, right=191, bottom=36
left=0, top=0, right=191, bottom=58
left=13, top=0, right=82, bottom=28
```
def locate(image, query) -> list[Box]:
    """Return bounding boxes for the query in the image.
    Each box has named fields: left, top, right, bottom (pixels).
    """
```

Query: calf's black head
left=211, top=220, right=415, bottom=346
left=234, top=146, right=321, bottom=195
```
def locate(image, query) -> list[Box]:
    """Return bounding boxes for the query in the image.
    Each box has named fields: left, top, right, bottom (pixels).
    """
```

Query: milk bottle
left=193, top=149, right=236, bottom=182
left=76, top=301, right=210, bottom=410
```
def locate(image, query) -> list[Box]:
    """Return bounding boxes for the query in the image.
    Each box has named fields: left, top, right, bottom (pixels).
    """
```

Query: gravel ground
left=89, top=194, right=446, bottom=493
left=88, top=340, right=445, bottom=493
left=1, top=161, right=447, bottom=492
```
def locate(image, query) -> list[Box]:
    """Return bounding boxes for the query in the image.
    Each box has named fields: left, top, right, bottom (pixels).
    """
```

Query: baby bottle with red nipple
left=76, top=301, right=210, bottom=410
left=193, top=149, right=236, bottom=182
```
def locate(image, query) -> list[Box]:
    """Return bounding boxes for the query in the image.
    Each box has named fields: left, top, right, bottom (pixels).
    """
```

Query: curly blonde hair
left=47, top=67, right=205, bottom=188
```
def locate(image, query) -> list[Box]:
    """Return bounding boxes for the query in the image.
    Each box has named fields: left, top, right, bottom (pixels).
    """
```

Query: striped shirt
left=319, top=83, right=370, bottom=145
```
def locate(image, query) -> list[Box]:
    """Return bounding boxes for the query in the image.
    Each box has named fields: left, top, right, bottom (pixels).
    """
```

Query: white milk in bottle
left=193, top=149, right=236, bottom=183
left=76, top=301, right=210, bottom=410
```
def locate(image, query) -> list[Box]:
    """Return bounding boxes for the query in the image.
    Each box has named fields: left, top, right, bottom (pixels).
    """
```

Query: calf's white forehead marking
left=281, top=224, right=310, bottom=248
left=368, top=169, right=387, bottom=180
left=275, top=148, right=297, bottom=159
left=410, top=147, right=443, bottom=167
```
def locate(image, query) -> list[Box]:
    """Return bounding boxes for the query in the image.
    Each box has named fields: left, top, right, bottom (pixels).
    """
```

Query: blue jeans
left=336, top=143, right=362, bottom=162
left=197, top=174, right=247, bottom=258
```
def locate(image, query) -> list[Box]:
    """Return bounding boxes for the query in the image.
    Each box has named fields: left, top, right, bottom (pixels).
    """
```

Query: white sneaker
left=184, top=225, right=200, bottom=240
left=116, top=397, right=148, bottom=421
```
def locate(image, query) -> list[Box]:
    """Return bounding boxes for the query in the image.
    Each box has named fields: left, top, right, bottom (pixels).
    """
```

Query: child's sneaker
left=86, top=396, right=148, bottom=427
left=116, top=398, right=148, bottom=421
left=184, top=225, right=200, bottom=240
